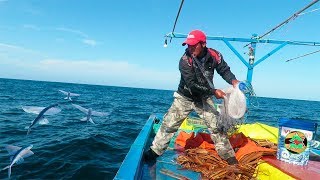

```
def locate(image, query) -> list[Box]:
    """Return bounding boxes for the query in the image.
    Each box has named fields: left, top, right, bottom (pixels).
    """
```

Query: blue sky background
left=0, top=0, right=319, bottom=101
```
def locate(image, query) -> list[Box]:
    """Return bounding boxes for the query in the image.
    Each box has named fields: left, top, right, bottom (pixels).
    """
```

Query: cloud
left=23, top=24, right=40, bottom=31
left=82, top=39, right=97, bottom=46
left=0, top=43, right=21, bottom=49
left=0, top=45, right=178, bottom=90
left=56, top=27, right=89, bottom=38
left=0, top=42, right=45, bottom=56
left=7, top=25, right=98, bottom=47
left=32, top=59, right=179, bottom=89
left=56, top=27, right=98, bottom=46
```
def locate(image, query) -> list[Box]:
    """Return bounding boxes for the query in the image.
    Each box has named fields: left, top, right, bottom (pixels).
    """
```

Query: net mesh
left=216, top=85, right=247, bottom=134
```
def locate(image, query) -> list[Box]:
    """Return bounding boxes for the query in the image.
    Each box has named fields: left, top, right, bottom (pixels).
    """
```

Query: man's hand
left=213, top=89, right=226, bottom=99
left=231, top=79, right=240, bottom=88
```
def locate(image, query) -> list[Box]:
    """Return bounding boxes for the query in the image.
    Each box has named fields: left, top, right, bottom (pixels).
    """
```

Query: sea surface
left=0, top=78, right=319, bottom=179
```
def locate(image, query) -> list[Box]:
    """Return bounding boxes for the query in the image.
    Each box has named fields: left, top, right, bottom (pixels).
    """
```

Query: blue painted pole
left=165, top=33, right=320, bottom=46
left=253, top=42, right=288, bottom=68
left=222, top=39, right=250, bottom=68
left=165, top=32, right=320, bottom=84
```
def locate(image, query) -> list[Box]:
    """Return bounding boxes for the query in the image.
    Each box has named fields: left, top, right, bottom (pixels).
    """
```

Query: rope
left=286, top=49, right=320, bottom=62
left=171, top=0, right=184, bottom=34
left=299, top=7, right=320, bottom=15
left=258, top=0, right=319, bottom=40
left=169, top=0, right=185, bottom=43
left=193, top=57, right=215, bottom=89
left=244, top=0, right=320, bottom=48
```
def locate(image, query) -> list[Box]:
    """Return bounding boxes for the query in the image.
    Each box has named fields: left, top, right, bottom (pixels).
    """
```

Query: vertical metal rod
left=247, top=41, right=256, bottom=84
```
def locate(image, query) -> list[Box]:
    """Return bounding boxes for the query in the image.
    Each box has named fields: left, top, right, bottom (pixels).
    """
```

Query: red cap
left=182, top=30, right=206, bottom=46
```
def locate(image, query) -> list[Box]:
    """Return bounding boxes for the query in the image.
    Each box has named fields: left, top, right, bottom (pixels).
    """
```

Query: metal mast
left=165, top=0, right=320, bottom=85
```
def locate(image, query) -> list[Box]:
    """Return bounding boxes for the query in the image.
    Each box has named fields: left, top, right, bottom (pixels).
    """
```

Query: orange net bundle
left=175, top=132, right=276, bottom=179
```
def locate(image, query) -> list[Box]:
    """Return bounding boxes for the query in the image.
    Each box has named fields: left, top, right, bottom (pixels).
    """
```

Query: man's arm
left=215, top=53, right=237, bottom=85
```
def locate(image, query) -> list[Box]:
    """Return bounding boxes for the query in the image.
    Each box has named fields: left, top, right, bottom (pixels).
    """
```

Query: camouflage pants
left=151, top=92, right=235, bottom=160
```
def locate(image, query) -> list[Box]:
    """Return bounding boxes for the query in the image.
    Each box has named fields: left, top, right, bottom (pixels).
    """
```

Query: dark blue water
left=0, top=78, right=319, bottom=179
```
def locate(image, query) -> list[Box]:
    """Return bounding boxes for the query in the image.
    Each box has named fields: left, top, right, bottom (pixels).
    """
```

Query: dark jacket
left=177, top=47, right=236, bottom=101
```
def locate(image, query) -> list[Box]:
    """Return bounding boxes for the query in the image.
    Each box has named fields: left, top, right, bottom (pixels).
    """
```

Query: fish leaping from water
left=58, top=90, right=80, bottom=101
left=2, top=145, right=34, bottom=178
left=72, top=104, right=108, bottom=124
left=22, top=103, right=61, bottom=135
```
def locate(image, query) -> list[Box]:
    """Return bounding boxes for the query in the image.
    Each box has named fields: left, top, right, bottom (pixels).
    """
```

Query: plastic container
left=277, top=118, right=318, bottom=166
left=238, top=81, right=247, bottom=92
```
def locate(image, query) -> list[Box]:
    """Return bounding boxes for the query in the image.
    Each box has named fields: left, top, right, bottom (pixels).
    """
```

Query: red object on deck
left=262, top=156, right=320, bottom=180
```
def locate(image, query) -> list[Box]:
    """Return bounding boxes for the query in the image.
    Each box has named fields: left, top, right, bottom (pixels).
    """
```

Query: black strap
left=192, top=57, right=215, bottom=90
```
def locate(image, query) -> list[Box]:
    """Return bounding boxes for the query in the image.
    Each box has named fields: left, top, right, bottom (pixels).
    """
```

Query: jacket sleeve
left=215, top=53, right=237, bottom=85
left=179, top=56, right=213, bottom=95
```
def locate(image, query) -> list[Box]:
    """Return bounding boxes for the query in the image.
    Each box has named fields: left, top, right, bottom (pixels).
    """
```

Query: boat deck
left=114, top=114, right=320, bottom=180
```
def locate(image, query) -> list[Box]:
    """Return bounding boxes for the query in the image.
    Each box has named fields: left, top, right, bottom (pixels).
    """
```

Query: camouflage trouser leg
left=151, top=92, right=193, bottom=155
left=151, top=92, right=235, bottom=160
left=193, top=97, right=235, bottom=160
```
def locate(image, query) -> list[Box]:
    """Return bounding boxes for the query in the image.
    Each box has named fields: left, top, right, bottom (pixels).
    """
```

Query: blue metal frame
left=165, top=32, right=320, bottom=84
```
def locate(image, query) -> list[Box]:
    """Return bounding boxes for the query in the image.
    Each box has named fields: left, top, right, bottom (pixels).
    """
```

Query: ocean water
left=0, top=78, right=319, bottom=179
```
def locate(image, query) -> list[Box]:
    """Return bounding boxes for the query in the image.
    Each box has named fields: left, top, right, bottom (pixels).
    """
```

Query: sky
left=0, top=0, right=320, bottom=101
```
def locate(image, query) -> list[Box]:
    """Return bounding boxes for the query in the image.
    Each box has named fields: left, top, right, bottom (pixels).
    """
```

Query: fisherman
left=144, top=30, right=240, bottom=165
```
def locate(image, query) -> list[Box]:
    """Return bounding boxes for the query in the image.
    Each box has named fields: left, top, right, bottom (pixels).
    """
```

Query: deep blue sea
left=0, top=78, right=319, bottom=179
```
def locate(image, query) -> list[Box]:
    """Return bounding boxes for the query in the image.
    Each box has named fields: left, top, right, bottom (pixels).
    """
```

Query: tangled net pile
left=176, top=143, right=276, bottom=180
left=215, top=84, right=247, bottom=134
left=216, top=103, right=244, bottom=134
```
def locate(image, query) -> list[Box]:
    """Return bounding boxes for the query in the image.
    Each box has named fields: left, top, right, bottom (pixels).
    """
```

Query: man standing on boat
left=144, top=30, right=240, bottom=165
